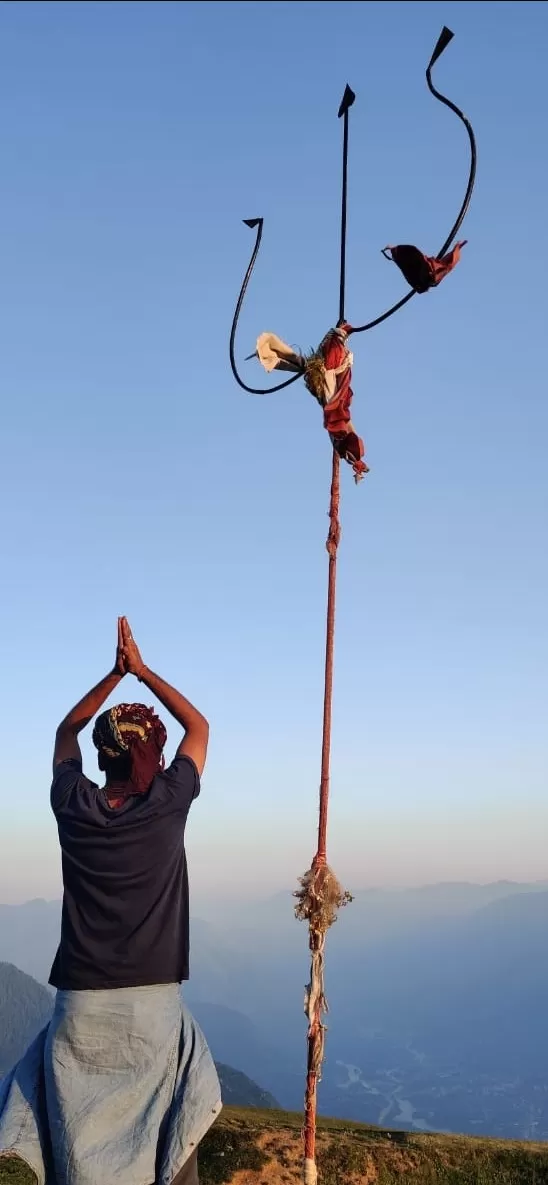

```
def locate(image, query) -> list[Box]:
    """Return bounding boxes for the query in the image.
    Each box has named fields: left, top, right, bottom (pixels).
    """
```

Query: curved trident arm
left=350, top=26, right=477, bottom=335
left=229, top=217, right=303, bottom=395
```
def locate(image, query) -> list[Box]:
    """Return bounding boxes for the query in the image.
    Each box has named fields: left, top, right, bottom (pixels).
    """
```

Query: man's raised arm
left=120, top=618, right=209, bottom=776
left=53, top=619, right=126, bottom=770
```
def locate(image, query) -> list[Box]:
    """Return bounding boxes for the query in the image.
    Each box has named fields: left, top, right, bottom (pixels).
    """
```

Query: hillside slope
left=200, top=1109, right=548, bottom=1183
left=3, top=1108, right=548, bottom=1184
left=215, top=1065, right=278, bottom=1110
left=0, top=964, right=53, bottom=1074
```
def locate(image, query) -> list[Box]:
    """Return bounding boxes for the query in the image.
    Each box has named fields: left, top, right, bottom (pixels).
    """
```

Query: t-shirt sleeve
left=154, top=754, right=201, bottom=814
left=50, top=758, right=84, bottom=815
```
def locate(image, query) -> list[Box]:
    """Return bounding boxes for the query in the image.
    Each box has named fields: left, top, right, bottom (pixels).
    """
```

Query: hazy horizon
left=2, top=876, right=548, bottom=910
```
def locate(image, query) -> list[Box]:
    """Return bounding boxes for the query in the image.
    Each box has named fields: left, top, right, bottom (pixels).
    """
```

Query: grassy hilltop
left=3, top=1106, right=548, bottom=1185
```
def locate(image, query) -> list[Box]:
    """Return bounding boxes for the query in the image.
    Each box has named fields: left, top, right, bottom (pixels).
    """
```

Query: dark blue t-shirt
left=49, top=755, right=200, bottom=991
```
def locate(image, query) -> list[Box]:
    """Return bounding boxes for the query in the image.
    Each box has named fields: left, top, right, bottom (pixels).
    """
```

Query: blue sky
left=0, top=0, right=546, bottom=902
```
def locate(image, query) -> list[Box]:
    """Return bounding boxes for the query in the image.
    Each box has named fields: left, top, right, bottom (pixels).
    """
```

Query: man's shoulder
left=51, top=758, right=98, bottom=817
left=151, top=755, right=201, bottom=807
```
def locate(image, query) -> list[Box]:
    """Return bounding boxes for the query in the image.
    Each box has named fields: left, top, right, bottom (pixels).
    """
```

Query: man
left=0, top=618, right=221, bottom=1185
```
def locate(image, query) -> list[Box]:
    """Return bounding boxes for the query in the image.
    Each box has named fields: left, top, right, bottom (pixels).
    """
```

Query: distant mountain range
left=2, top=882, right=548, bottom=1138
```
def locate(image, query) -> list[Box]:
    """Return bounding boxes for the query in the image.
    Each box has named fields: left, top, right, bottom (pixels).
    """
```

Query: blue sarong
left=0, top=986, right=221, bottom=1185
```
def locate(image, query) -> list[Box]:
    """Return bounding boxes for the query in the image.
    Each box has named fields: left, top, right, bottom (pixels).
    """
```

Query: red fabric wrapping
left=128, top=728, right=165, bottom=797
left=384, top=241, right=467, bottom=293
left=317, top=328, right=368, bottom=482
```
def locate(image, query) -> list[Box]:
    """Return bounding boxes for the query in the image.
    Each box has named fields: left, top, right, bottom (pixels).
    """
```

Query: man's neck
left=104, top=779, right=131, bottom=808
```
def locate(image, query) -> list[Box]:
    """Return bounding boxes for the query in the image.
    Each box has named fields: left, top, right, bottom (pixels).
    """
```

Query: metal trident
left=229, top=26, right=477, bottom=390
left=229, top=27, right=476, bottom=1185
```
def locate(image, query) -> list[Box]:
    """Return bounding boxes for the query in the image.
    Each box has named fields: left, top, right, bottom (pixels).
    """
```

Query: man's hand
left=120, top=617, right=146, bottom=679
left=136, top=652, right=210, bottom=777
left=114, top=617, right=127, bottom=676
left=114, top=619, right=209, bottom=776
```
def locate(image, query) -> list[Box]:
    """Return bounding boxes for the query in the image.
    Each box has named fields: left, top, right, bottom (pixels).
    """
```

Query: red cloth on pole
left=383, top=241, right=466, bottom=293
left=311, top=327, right=368, bottom=482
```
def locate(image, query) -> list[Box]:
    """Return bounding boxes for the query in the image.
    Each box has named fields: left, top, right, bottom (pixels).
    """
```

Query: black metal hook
left=426, top=27, right=477, bottom=258
left=229, top=219, right=303, bottom=395
left=350, top=26, right=477, bottom=334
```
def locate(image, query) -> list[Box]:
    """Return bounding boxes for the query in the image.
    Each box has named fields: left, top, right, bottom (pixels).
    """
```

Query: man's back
left=49, top=754, right=200, bottom=990
left=1, top=619, right=215, bottom=1185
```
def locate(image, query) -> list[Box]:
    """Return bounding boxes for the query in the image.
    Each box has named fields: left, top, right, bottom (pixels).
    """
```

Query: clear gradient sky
left=0, top=0, right=546, bottom=903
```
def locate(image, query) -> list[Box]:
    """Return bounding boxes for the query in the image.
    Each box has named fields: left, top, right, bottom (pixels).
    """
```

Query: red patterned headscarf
left=92, top=703, right=167, bottom=803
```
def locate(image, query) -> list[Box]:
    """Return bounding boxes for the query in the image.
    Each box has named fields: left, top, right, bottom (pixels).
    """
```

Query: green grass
left=0, top=1158, right=34, bottom=1185
left=3, top=1107, right=548, bottom=1185
left=198, top=1109, right=548, bottom=1184
left=198, top=1123, right=268, bottom=1183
